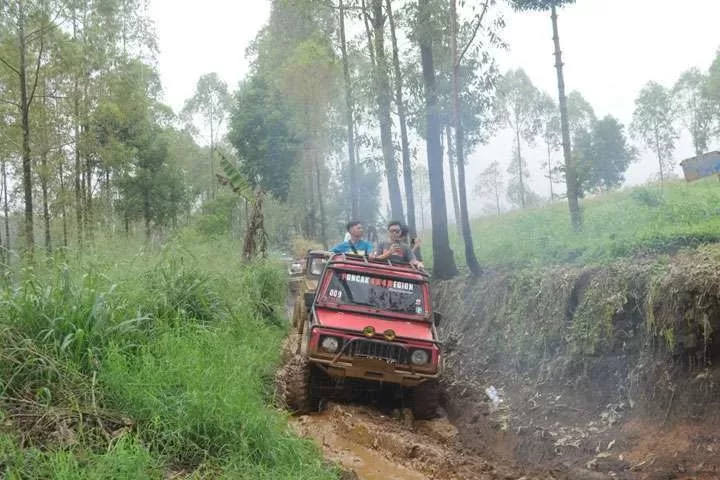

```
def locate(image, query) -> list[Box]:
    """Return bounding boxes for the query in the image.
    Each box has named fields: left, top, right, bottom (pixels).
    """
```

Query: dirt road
left=290, top=402, right=545, bottom=480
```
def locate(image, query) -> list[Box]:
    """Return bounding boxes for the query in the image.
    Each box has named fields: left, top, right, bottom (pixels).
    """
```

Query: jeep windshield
left=321, top=270, right=426, bottom=316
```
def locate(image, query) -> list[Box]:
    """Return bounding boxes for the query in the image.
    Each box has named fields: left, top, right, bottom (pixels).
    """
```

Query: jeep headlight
left=410, top=349, right=430, bottom=365
left=320, top=336, right=340, bottom=353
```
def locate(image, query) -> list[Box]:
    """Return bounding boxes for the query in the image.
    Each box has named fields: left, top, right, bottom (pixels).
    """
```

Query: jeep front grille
left=345, top=338, right=408, bottom=364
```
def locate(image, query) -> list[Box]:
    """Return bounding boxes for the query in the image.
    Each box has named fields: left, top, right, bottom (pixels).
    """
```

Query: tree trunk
left=339, top=0, right=359, bottom=221
left=2, top=160, right=10, bottom=257
left=59, top=159, right=68, bottom=247
left=386, top=0, right=416, bottom=235
left=417, top=175, right=426, bottom=231
left=18, top=0, right=34, bottom=255
left=494, top=179, right=500, bottom=216
left=143, top=190, right=151, bottom=241
left=445, top=125, right=461, bottom=233
left=369, top=0, right=404, bottom=222
left=419, top=0, right=457, bottom=279
left=0, top=162, right=3, bottom=264
left=552, top=5, right=581, bottom=230
left=40, top=84, right=51, bottom=252
left=654, top=126, right=664, bottom=185
left=515, top=128, right=525, bottom=208
left=547, top=141, right=554, bottom=199
left=314, top=152, right=328, bottom=249
left=210, top=110, right=216, bottom=199
left=450, top=0, right=480, bottom=276
left=40, top=150, right=51, bottom=252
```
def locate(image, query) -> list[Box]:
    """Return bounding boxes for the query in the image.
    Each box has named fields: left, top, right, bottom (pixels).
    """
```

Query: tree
left=631, top=81, right=679, bottom=184
left=117, top=127, right=189, bottom=240
left=217, top=152, right=267, bottom=260
left=363, top=0, right=404, bottom=223
left=228, top=74, right=299, bottom=202
left=413, top=162, right=430, bottom=231
left=567, top=90, right=596, bottom=139
left=587, top=116, right=636, bottom=191
left=506, top=146, right=536, bottom=208
left=574, top=116, right=636, bottom=193
left=417, top=0, right=458, bottom=279
left=337, top=0, right=359, bottom=219
left=538, top=92, right=561, bottom=199
left=475, top=160, right=503, bottom=216
left=673, top=68, right=714, bottom=158
left=509, top=0, right=580, bottom=229
left=181, top=73, right=231, bottom=199
left=708, top=49, right=720, bottom=137
left=0, top=0, right=55, bottom=254
left=495, top=68, right=540, bottom=209
left=386, top=0, right=416, bottom=235
left=450, top=0, right=493, bottom=276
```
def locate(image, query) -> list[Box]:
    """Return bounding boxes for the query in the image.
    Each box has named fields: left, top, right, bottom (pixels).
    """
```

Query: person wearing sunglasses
left=372, top=220, right=422, bottom=269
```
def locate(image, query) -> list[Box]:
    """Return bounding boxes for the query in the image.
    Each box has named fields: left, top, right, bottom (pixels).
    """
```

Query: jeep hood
left=314, top=308, right=433, bottom=341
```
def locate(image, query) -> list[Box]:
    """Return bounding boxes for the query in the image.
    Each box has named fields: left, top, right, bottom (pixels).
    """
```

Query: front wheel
left=276, top=354, right=318, bottom=414
left=410, top=380, right=440, bottom=420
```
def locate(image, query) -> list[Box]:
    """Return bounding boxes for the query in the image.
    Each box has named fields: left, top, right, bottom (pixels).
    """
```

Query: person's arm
left=371, top=241, right=389, bottom=260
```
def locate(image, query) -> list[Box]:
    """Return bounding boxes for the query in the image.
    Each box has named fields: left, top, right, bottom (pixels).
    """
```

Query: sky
left=149, top=0, right=720, bottom=216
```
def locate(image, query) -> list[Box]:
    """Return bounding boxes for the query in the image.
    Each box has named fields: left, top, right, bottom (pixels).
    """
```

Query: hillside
left=438, top=178, right=720, bottom=269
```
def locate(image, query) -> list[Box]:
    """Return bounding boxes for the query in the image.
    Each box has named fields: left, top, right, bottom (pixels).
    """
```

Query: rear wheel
left=410, top=380, right=440, bottom=420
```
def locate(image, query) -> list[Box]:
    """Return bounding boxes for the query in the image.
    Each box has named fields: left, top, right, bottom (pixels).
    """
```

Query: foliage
left=0, top=234, right=339, bottom=478
left=631, top=81, right=679, bottom=181
left=181, top=73, right=231, bottom=135
left=327, top=161, right=382, bottom=232
left=494, top=68, right=541, bottom=143
left=567, top=90, right=596, bottom=140
left=672, top=68, right=714, bottom=157
left=474, top=160, right=503, bottom=215
left=116, top=127, right=190, bottom=235
left=575, top=115, right=637, bottom=192
left=229, top=74, right=299, bottom=201
left=509, top=0, right=577, bottom=10
left=495, top=68, right=541, bottom=207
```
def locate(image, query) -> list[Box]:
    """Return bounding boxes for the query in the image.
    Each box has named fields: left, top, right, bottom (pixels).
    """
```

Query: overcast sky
left=149, top=0, right=720, bottom=214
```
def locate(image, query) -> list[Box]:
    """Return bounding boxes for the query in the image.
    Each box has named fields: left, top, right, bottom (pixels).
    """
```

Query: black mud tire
left=411, top=380, right=440, bottom=420
left=276, top=354, right=317, bottom=414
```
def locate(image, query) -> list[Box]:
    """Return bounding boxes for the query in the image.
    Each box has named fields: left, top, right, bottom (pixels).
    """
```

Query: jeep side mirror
left=303, top=292, right=315, bottom=310
left=433, top=311, right=442, bottom=327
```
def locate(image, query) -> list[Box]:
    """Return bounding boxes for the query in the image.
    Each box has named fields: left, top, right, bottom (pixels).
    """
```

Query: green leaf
left=218, top=153, right=256, bottom=204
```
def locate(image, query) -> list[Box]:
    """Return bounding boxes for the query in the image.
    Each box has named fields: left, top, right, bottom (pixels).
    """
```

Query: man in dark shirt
left=372, top=221, right=421, bottom=268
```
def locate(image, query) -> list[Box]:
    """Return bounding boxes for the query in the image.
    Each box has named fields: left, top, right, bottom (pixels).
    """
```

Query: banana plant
left=215, top=148, right=268, bottom=260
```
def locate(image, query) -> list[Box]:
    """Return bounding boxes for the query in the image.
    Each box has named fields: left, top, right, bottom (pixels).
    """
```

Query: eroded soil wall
left=433, top=246, right=720, bottom=477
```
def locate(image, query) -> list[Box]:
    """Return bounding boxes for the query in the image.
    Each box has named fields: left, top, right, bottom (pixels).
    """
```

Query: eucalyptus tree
left=181, top=73, right=231, bottom=199
left=631, top=81, right=678, bottom=183
left=509, top=0, right=580, bottom=229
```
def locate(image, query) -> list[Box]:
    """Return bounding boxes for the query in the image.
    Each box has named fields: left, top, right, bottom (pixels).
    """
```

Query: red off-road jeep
left=279, top=253, right=443, bottom=419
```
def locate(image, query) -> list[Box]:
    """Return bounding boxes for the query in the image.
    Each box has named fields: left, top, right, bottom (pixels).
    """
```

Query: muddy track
left=290, top=402, right=537, bottom=480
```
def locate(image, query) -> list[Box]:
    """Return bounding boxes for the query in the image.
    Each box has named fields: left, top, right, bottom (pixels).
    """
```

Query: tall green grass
left=0, top=230, right=337, bottom=479
left=431, top=178, right=720, bottom=268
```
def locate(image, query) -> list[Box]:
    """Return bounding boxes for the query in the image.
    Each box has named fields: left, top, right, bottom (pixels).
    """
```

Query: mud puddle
left=290, top=402, right=539, bottom=480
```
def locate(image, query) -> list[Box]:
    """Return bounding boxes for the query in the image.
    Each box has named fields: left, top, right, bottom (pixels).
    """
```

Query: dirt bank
left=434, top=245, right=720, bottom=479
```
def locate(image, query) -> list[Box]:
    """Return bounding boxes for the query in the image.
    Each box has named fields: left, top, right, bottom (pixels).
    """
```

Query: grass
left=0, top=230, right=338, bottom=479
left=433, top=177, right=720, bottom=269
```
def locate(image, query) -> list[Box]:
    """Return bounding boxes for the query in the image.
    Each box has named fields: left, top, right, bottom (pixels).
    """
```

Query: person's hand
left=412, top=238, right=422, bottom=251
